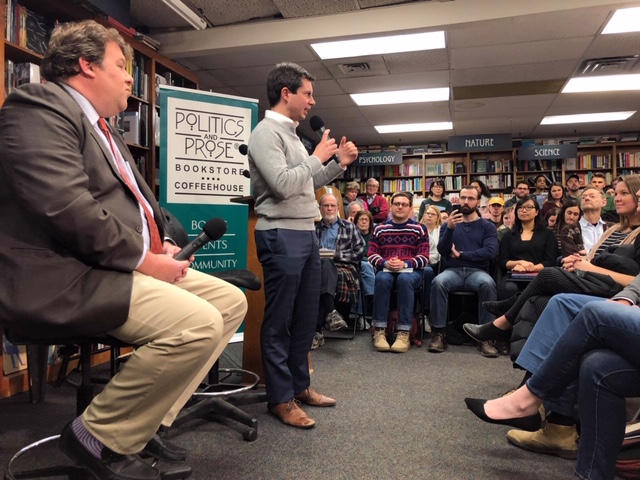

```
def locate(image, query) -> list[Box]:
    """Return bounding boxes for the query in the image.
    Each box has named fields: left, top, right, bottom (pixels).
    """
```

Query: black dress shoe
left=59, top=422, right=160, bottom=480
left=464, top=398, right=541, bottom=432
left=482, top=292, right=521, bottom=316
left=141, top=434, right=187, bottom=463
left=463, top=322, right=512, bottom=342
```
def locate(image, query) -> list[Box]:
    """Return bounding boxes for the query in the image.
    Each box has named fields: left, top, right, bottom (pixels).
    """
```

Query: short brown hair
left=41, top=20, right=132, bottom=81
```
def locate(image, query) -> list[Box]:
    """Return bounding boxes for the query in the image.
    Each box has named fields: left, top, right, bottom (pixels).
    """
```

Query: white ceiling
left=129, top=0, right=640, bottom=147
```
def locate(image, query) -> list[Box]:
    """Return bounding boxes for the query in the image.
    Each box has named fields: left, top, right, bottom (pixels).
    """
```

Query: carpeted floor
left=0, top=331, right=586, bottom=479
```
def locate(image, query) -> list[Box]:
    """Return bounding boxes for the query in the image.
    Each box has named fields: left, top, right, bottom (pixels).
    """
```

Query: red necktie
left=98, top=118, right=163, bottom=254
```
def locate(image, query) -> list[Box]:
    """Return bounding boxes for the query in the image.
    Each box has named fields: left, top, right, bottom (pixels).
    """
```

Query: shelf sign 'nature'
left=448, top=133, right=512, bottom=152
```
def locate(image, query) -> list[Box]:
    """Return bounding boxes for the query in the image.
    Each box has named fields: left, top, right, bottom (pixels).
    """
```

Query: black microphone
left=242, top=170, right=251, bottom=178
left=309, top=115, right=339, bottom=163
left=173, top=218, right=227, bottom=261
left=239, top=144, right=248, bottom=156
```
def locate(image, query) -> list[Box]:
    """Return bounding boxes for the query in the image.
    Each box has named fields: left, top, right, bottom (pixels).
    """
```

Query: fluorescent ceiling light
left=161, top=0, right=207, bottom=30
left=562, top=74, right=640, bottom=93
left=602, top=7, right=640, bottom=34
left=351, top=88, right=449, bottom=106
left=375, top=122, right=453, bottom=134
left=311, top=31, right=445, bottom=60
left=541, top=111, right=636, bottom=125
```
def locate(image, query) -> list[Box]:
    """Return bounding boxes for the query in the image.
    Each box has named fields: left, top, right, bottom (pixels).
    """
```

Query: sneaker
left=424, top=316, right=431, bottom=333
left=390, top=331, right=411, bottom=353
left=507, top=423, right=578, bottom=459
left=479, top=341, right=499, bottom=358
left=427, top=332, right=447, bottom=353
left=324, top=310, right=348, bottom=331
left=372, top=328, right=390, bottom=352
left=356, top=316, right=371, bottom=331
left=311, top=332, right=324, bottom=350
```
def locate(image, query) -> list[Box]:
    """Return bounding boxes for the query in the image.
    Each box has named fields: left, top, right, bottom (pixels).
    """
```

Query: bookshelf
left=0, top=0, right=199, bottom=398
left=339, top=142, right=640, bottom=202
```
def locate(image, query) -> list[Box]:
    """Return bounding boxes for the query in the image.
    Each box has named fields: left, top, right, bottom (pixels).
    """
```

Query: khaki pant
left=82, top=268, right=247, bottom=454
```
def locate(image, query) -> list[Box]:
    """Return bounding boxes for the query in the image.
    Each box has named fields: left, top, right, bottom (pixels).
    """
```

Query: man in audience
left=0, top=20, right=248, bottom=479
left=346, top=200, right=364, bottom=222
left=313, top=194, right=365, bottom=349
left=427, top=186, right=499, bottom=355
left=343, top=181, right=367, bottom=213
left=486, top=196, right=505, bottom=229
left=565, top=173, right=582, bottom=201
left=590, top=172, right=618, bottom=222
left=578, top=187, right=608, bottom=255
left=362, top=178, right=389, bottom=223
left=368, top=192, right=429, bottom=353
left=505, top=181, right=530, bottom=208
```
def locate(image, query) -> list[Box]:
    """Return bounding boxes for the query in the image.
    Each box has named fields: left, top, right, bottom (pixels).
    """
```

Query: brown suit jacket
left=0, top=82, right=165, bottom=339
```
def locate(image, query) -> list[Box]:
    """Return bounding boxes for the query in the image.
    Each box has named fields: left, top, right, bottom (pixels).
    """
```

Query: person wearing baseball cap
left=487, top=196, right=505, bottom=229
left=565, top=173, right=582, bottom=201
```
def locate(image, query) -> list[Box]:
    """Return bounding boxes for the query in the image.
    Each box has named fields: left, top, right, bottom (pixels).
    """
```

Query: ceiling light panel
left=602, top=7, right=640, bottom=34
left=541, top=111, right=636, bottom=125
left=562, top=74, right=640, bottom=93
left=375, top=122, right=453, bottom=133
left=351, top=88, right=449, bottom=106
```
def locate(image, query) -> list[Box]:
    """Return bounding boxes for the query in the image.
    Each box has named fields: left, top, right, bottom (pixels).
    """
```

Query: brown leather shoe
left=294, top=387, right=337, bottom=407
left=269, top=399, right=316, bottom=429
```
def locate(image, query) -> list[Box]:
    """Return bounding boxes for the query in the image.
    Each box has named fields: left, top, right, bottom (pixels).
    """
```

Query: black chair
left=160, top=208, right=266, bottom=442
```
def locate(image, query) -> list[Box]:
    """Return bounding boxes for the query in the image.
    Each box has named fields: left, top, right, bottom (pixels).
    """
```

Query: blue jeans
left=526, top=301, right=640, bottom=480
left=429, top=267, right=496, bottom=328
left=516, top=293, right=604, bottom=416
left=372, top=270, right=423, bottom=331
left=422, top=266, right=435, bottom=311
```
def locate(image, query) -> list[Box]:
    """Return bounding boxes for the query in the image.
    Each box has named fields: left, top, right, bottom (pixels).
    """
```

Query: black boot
left=463, top=322, right=512, bottom=342
left=482, top=292, right=521, bottom=316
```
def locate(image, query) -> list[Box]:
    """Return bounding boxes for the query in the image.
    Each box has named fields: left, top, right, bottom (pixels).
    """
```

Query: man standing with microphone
left=248, top=62, right=358, bottom=428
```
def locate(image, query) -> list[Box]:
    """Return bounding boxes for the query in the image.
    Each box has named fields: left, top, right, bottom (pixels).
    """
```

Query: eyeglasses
left=392, top=202, right=411, bottom=207
left=517, top=205, right=536, bottom=211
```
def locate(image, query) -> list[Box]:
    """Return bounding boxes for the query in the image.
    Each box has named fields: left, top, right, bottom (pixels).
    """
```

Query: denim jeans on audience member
left=372, top=270, right=423, bottom=331
left=422, top=266, right=435, bottom=312
left=524, top=301, right=640, bottom=480
left=515, top=293, right=605, bottom=416
left=360, top=261, right=375, bottom=296
left=429, top=267, right=496, bottom=328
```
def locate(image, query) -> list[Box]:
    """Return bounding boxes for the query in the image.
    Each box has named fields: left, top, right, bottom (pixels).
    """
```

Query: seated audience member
left=505, top=182, right=530, bottom=208
left=343, top=181, right=366, bottom=213
left=541, top=181, right=566, bottom=216
left=486, top=196, right=505, bottom=229
left=0, top=20, right=248, bottom=478
left=532, top=174, right=549, bottom=206
left=565, top=173, right=582, bottom=202
left=498, top=195, right=558, bottom=300
left=464, top=174, right=640, bottom=356
left=313, top=194, right=365, bottom=349
left=346, top=200, right=363, bottom=222
left=591, top=172, right=618, bottom=222
left=497, top=205, right=515, bottom=241
left=417, top=179, right=454, bottom=221
left=465, top=280, right=640, bottom=479
left=578, top=186, right=609, bottom=255
left=471, top=179, right=492, bottom=218
left=427, top=186, right=499, bottom=356
left=543, top=207, right=559, bottom=229
left=419, top=205, right=442, bottom=322
left=440, top=211, right=450, bottom=223
left=605, top=184, right=615, bottom=196
left=354, top=209, right=375, bottom=324
left=361, top=178, right=389, bottom=223
left=368, top=192, right=429, bottom=353
left=554, top=201, right=582, bottom=257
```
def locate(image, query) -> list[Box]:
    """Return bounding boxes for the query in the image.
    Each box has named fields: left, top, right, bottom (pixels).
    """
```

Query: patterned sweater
left=367, top=219, right=429, bottom=270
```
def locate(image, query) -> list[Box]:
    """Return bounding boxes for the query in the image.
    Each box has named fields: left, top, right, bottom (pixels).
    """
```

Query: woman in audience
left=543, top=206, right=559, bottom=229
left=541, top=181, right=566, bottom=216
left=354, top=210, right=375, bottom=316
left=464, top=174, right=640, bottom=345
left=471, top=179, right=492, bottom=217
left=465, top=289, right=640, bottom=480
left=420, top=205, right=442, bottom=273
left=497, top=205, right=515, bottom=241
left=497, top=195, right=558, bottom=299
left=554, top=201, right=584, bottom=257
left=417, top=180, right=453, bottom=221
left=346, top=200, right=363, bottom=222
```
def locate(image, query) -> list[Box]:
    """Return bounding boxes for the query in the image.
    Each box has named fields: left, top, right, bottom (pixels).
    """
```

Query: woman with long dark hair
left=554, top=201, right=583, bottom=257
left=417, top=179, right=453, bottom=221
left=541, top=181, right=566, bottom=216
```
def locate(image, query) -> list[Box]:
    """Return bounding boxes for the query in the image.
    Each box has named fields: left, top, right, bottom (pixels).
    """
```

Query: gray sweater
left=248, top=116, right=345, bottom=231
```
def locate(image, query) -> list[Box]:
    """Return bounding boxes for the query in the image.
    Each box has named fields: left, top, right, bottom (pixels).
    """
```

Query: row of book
left=617, top=151, right=640, bottom=168
left=565, top=154, right=613, bottom=170
left=5, top=0, right=54, bottom=55
left=425, top=161, right=465, bottom=176
left=517, top=159, right=563, bottom=172
left=472, top=174, right=513, bottom=189
left=128, top=53, right=149, bottom=101
left=382, top=163, right=423, bottom=176
left=382, top=178, right=424, bottom=193
left=4, top=60, right=40, bottom=95
left=471, top=159, right=513, bottom=173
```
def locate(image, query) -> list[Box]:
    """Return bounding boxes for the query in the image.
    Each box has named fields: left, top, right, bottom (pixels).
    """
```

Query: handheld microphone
left=309, top=115, right=340, bottom=163
left=238, top=144, right=250, bottom=178
left=173, top=218, right=227, bottom=261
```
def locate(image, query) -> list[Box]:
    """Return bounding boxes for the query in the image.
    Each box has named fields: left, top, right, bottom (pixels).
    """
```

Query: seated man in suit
left=0, top=20, right=247, bottom=480
left=312, top=194, right=365, bottom=348
left=368, top=192, right=430, bottom=353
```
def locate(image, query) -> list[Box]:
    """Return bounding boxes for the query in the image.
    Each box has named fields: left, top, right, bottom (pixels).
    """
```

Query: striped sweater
left=367, top=219, right=429, bottom=270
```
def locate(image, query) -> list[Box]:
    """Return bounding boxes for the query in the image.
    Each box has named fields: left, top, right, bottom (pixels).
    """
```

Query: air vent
left=577, top=56, right=640, bottom=76
left=337, top=62, right=371, bottom=74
